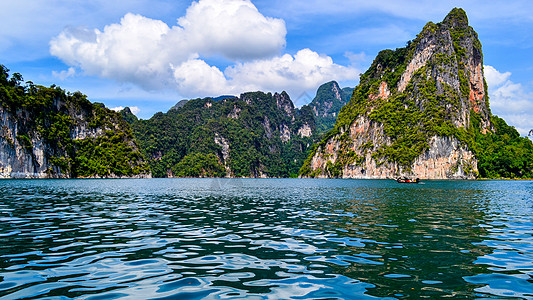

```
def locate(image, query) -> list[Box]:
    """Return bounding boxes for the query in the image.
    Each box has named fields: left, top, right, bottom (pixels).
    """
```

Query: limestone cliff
left=0, top=66, right=150, bottom=178
left=301, top=8, right=490, bottom=179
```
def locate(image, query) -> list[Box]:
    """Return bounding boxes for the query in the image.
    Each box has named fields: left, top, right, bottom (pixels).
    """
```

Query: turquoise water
left=0, top=179, right=532, bottom=299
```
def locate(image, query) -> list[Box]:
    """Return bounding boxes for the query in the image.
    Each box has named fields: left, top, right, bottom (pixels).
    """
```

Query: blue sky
left=2, top=0, right=533, bottom=135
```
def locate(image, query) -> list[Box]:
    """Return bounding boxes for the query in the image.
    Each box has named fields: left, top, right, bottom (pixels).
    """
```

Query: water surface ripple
left=0, top=179, right=531, bottom=299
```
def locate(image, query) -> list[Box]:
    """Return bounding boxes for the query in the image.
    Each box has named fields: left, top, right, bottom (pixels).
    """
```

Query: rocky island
left=0, top=66, right=149, bottom=178
left=300, top=8, right=533, bottom=179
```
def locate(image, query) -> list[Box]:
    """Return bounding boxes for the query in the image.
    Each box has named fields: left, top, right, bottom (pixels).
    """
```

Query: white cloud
left=50, top=0, right=356, bottom=102
left=50, top=13, right=179, bottom=90
left=484, top=65, right=511, bottom=87
left=484, top=65, right=533, bottom=136
left=171, top=59, right=230, bottom=97
left=225, top=49, right=358, bottom=98
left=176, top=0, right=286, bottom=59
left=52, top=67, right=76, bottom=80
left=50, top=0, right=286, bottom=90
left=0, top=0, right=185, bottom=61
left=111, top=106, right=140, bottom=115
left=129, top=106, right=141, bottom=115
left=169, top=49, right=358, bottom=99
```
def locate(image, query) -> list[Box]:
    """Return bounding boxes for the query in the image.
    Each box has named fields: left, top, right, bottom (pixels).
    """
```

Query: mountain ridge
left=130, top=91, right=316, bottom=178
left=126, top=81, right=353, bottom=178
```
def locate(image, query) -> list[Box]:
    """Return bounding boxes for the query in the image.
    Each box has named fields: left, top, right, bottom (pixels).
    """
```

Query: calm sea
left=0, top=179, right=532, bottom=299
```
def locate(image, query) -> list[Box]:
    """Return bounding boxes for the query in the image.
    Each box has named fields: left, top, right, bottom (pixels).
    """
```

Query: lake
left=0, top=179, right=532, bottom=299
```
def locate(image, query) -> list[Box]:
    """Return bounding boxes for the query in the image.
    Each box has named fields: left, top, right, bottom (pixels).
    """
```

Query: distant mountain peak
left=120, top=107, right=138, bottom=124
left=304, top=81, right=353, bottom=134
left=211, top=95, right=235, bottom=102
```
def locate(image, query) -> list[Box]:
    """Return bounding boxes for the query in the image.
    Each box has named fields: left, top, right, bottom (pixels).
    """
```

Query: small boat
left=396, top=177, right=420, bottom=183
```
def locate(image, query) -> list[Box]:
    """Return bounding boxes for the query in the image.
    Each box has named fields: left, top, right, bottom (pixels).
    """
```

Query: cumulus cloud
left=226, top=49, right=358, bottom=98
left=171, top=59, right=230, bottom=97
left=50, top=0, right=356, bottom=101
left=484, top=65, right=533, bottom=136
left=484, top=65, right=511, bottom=87
left=169, top=49, right=358, bottom=98
left=50, top=14, right=179, bottom=90
left=50, top=0, right=286, bottom=90
left=111, top=106, right=140, bottom=115
left=176, top=0, right=286, bottom=59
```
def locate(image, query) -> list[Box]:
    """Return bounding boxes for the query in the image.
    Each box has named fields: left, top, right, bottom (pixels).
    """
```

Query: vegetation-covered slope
left=301, top=8, right=533, bottom=179
left=0, top=65, right=149, bottom=178
left=129, top=91, right=316, bottom=178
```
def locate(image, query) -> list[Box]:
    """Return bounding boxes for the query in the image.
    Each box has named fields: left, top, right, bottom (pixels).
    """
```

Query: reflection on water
left=0, top=179, right=531, bottom=299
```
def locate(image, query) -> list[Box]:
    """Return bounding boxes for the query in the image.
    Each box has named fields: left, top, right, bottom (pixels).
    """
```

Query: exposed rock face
left=398, top=45, right=436, bottom=93
left=228, top=105, right=241, bottom=119
left=301, top=8, right=489, bottom=179
left=214, top=133, right=231, bottom=177
left=0, top=107, right=54, bottom=178
left=168, top=100, right=189, bottom=111
left=411, top=136, right=476, bottom=179
left=274, top=92, right=294, bottom=118
left=263, top=116, right=273, bottom=139
left=280, top=124, right=291, bottom=143
left=309, top=115, right=475, bottom=179
left=310, top=81, right=345, bottom=117
left=368, top=81, right=391, bottom=101
left=297, top=124, right=312, bottom=137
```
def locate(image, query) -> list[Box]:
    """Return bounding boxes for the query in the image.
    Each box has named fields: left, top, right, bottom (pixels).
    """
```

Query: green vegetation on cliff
left=0, top=65, right=149, bottom=178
